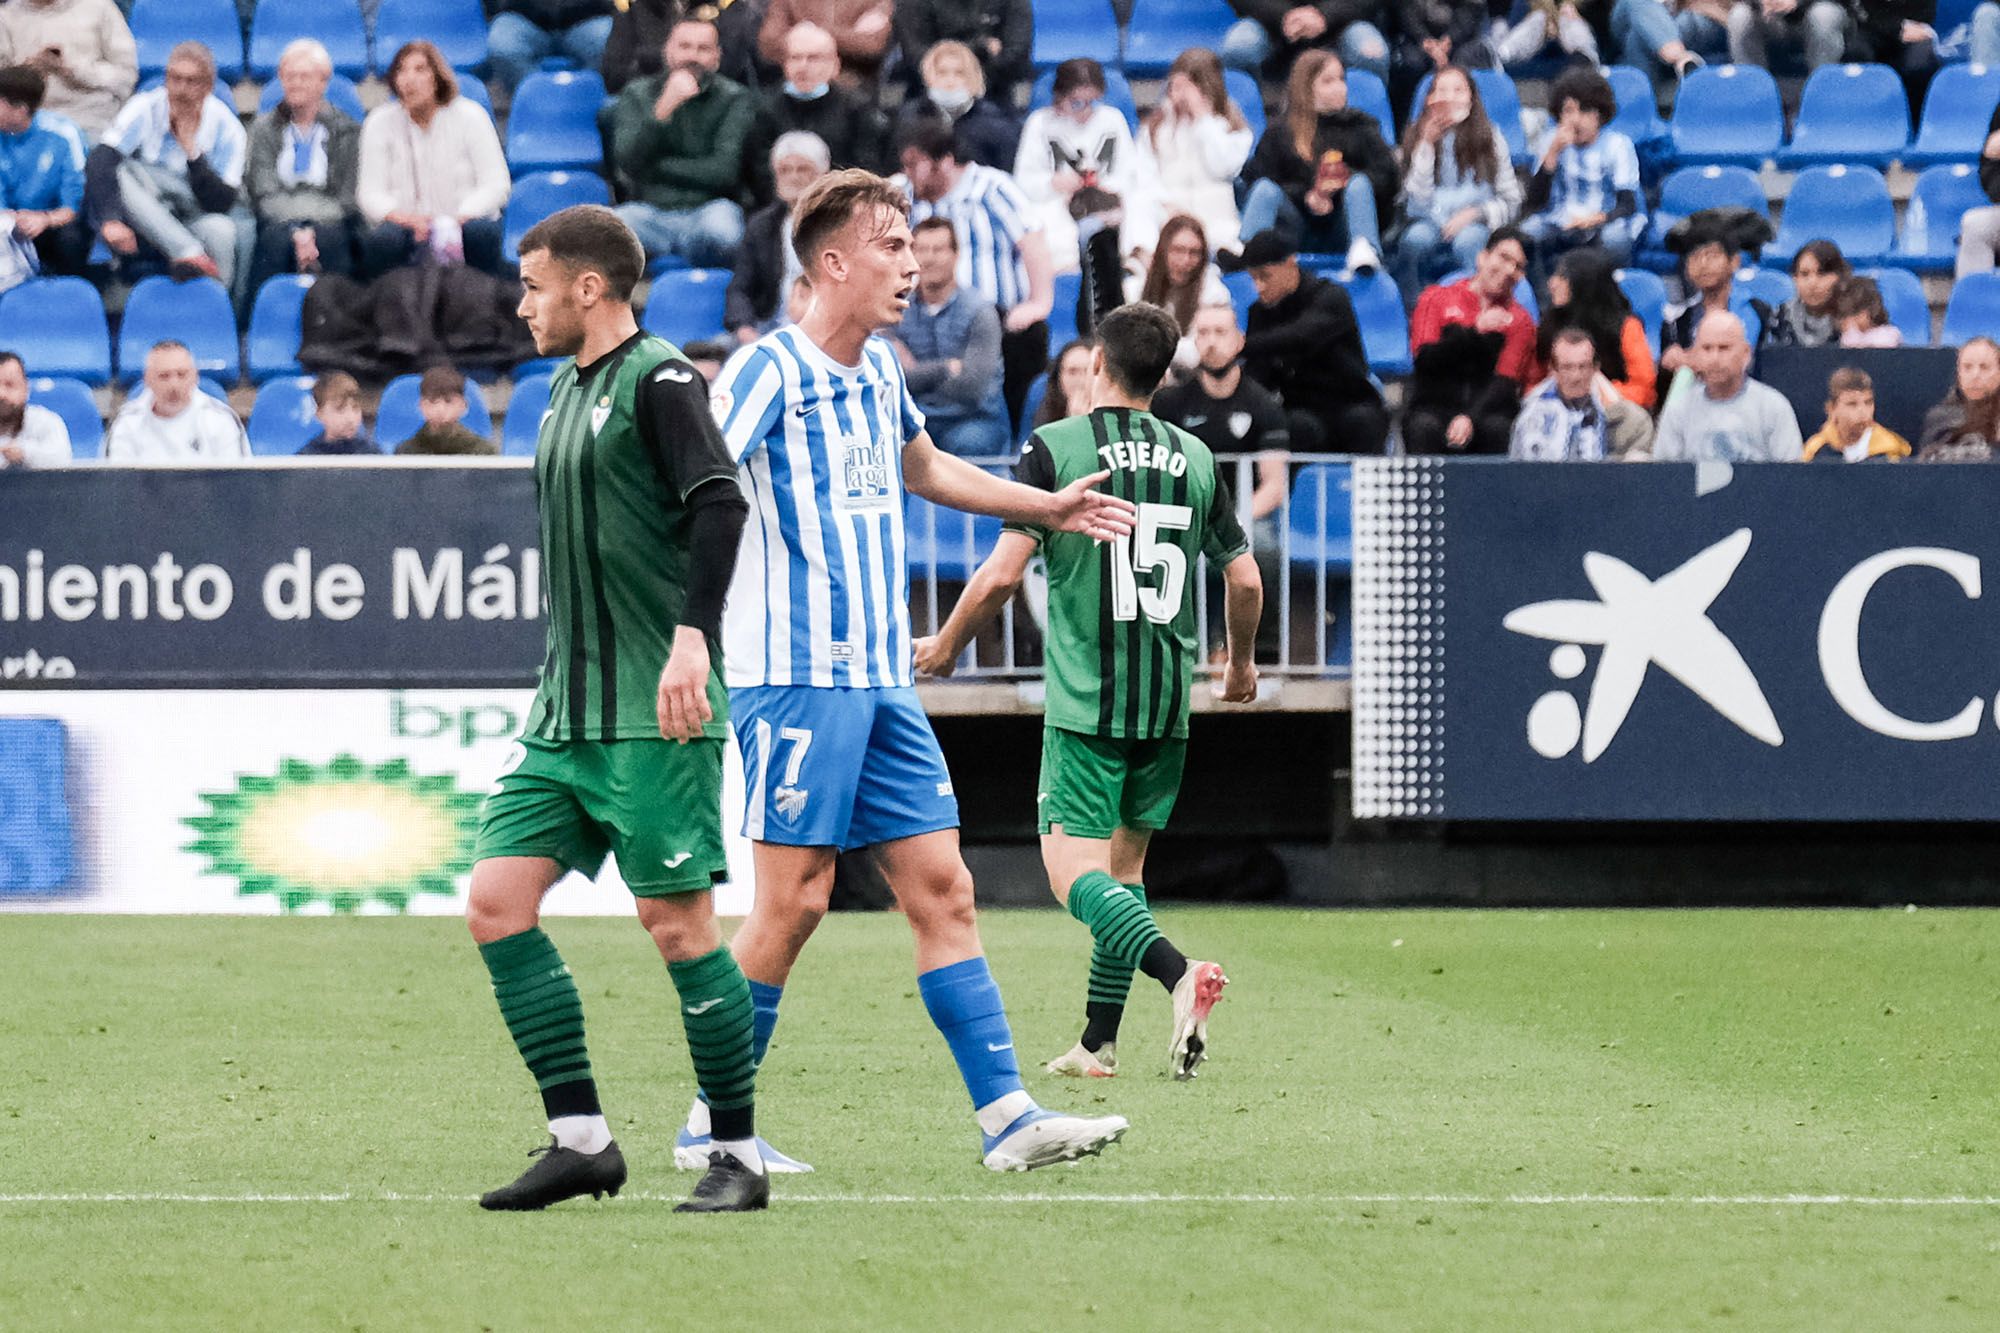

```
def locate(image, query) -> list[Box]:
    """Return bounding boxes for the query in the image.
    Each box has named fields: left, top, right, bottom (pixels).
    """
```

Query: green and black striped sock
left=668, top=946, right=757, bottom=1142
left=479, top=927, right=600, bottom=1119
left=1069, top=869, right=1188, bottom=996
left=1079, top=882, right=1149, bottom=1052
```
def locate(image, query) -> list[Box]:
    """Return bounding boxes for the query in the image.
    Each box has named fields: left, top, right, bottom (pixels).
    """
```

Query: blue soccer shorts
left=730, top=685, right=961, bottom=851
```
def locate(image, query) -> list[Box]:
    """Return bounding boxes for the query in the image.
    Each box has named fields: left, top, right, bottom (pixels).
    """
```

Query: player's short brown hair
left=1097, top=303, right=1181, bottom=399
left=1827, top=367, right=1873, bottom=401
left=312, top=371, right=361, bottom=409
left=419, top=365, right=466, bottom=402
left=791, top=168, right=910, bottom=275
left=518, top=204, right=646, bottom=303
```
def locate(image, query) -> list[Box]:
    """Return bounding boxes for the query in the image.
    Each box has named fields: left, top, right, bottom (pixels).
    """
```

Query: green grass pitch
left=4, top=906, right=2000, bottom=1330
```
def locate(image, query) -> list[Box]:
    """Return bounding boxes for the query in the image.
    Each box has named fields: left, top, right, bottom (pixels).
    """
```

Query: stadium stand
left=246, top=277, right=314, bottom=385
left=502, top=372, right=553, bottom=457
left=1048, top=271, right=1083, bottom=349
left=1124, top=0, right=1239, bottom=75
left=1031, top=0, right=1119, bottom=69
left=245, top=376, right=319, bottom=456
left=1669, top=65, right=1784, bottom=168
left=641, top=268, right=730, bottom=346
left=1734, top=265, right=1795, bottom=310
left=1862, top=267, right=1934, bottom=344
left=3, top=279, right=112, bottom=387
left=1906, top=62, right=2000, bottom=167
left=1780, top=64, right=1911, bottom=169
left=30, top=378, right=104, bottom=460
left=1285, top=461, right=1353, bottom=573
left=1942, top=270, right=2000, bottom=344
left=504, top=69, right=608, bottom=173
left=905, top=493, right=1002, bottom=581
left=374, top=0, right=491, bottom=74
left=1224, top=68, right=1266, bottom=138
left=131, top=0, right=244, bottom=81
left=1342, top=270, right=1413, bottom=377
left=1616, top=268, right=1670, bottom=350
left=248, top=0, right=370, bottom=80
left=1765, top=165, right=1897, bottom=268
left=117, top=276, right=238, bottom=387
left=1344, top=69, right=1394, bottom=144
left=1605, top=64, right=1668, bottom=153
left=375, top=374, right=494, bottom=446
left=503, top=172, right=614, bottom=262
left=1895, top=164, right=1989, bottom=270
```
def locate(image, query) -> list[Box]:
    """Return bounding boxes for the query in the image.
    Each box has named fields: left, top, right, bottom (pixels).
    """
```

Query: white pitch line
left=3, top=1192, right=2000, bottom=1207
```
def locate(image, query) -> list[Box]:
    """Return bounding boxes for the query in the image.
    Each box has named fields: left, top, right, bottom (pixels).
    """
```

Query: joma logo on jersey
left=838, top=439, right=892, bottom=508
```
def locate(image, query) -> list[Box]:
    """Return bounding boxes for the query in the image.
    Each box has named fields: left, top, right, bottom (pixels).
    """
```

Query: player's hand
left=657, top=626, right=714, bottom=743
left=912, top=635, right=957, bottom=677
left=1047, top=469, right=1135, bottom=541
left=1215, top=659, right=1258, bottom=703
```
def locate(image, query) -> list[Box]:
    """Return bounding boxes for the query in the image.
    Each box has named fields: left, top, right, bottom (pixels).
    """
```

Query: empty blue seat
left=1732, top=265, right=1793, bottom=310
left=1944, top=270, right=2000, bottom=343
left=1614, top=268, right=1669, bottom=350
left=118, top=275, right=237, bottom=385
left=1048, top=271, right=1083, bottom=348
left=513, top=356, right=565, bottom=381
left=1859, top=267, right=1933, bottom=344
left=29, top=377, right=102, bottom=459
left=1340, top=270, right=1411, bottom=376
left=2, top=278, right=111, bottom=386
left=1028, top=66, right=1140, bottom=134
left=1766, top=164, right=1896, bottom=267
left=1605, top=64, right=1667, bottom=147
left=503, top=171, right=613, bottom=261
left=1285, top=462, right=1353, bottom=572
left=1222, top=270, right=1256, bottom=327
left=1031, top=0, right=1119, bottom=69
left=132, top=0, right=243, bottom=80
left=245, top=376, right=318, bottom=456
left=1346, top=70, right=1394, bottom=145
left=256, top=74, right=368, bottom=123
left=246, top=276, right=313, bottom=383
left=1413, top=69, right=1528, bottom=163
left=1223, top=68, right=1265, bottom=140
left=1780, top=64, right=1911, bottom=167
left=641, top=267, right=730, bottom=344
left=1669, top=64, right=1783, bottom=167
left=1908, top=62, right=2000, bottom=166
left=506, top=69, right=608, bottom=172
left=1893, top=163, right=1989, bottom=270
left=905, top=493, right=1001, bottom=582
left=375, top=0, right=489, bottom=73
left=503, top=372, right=553, bottom=456
left=249, top=0, right=368, bottom=79
left=375, top=373, right=493, bottom=446
left=1124, top=0, right=1239, bottom=74
left=457, top=78, right=494, bottom=113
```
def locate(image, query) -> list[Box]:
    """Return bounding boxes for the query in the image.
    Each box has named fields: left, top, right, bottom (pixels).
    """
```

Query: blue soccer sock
left=749, top=979, right=782, bottom=1067
left=918, top=956, right=1029, bottom=1124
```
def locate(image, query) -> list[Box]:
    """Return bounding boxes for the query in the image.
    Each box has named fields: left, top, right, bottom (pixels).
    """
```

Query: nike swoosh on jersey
left=685, top=998, right=724, bottom=1015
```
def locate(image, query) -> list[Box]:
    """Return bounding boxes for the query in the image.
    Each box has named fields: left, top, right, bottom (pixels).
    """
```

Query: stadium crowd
left=3, top=0, right=2000, bottom=467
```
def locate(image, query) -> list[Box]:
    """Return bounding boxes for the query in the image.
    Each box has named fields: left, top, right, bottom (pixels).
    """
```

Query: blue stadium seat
left=1605, top=64, right=1667, bottom=148
left=1222, top=270, right=1256, bottom=327
left=1031, top=0, right=1118, bottom=69
left=457, top=78, right=493, bottom=113
left=641, top=267, right=730, bottom=344
left=200, top=377, right=230, bottom=403
left=1, top=278, right=111, bottom=386
left=1907, top=62, right=2000, bottom=166
left=256, top=74, right=368, bottom=123
left=0, top=718, right=73, bottom=894
left=1669, top=64, right=1783, bottom=167
left=1780, top=64, right=1911, bottom=168
left=1048, top=271, right=1083, bottom=348
left=1124, top=0, right=1239, bottom=75
left=905, top=493, right=1001, bottom=581
left=1028, top=67, right=1140, bottom=134
left=118, top=275, right=237, bottom=385
left=1765, top=164, right=1896, bottom=267
left=506, top=69, right=608, bottom=172
left=1223, top=68, right=1265, bottom=140
left=502, top=372, right=553, bottom=456
left=29, top=377, right=102, bottom=459
left=503, top=171, right=612, bottom=261
left=375, top=0, right=489, bottom=73
left=1345, top=70, right=1394, bottom=144
left=1285, top=462, right=1353, bottom=572
left=1860, top=267, right=1933, bottom=344
left=249, top=0, right=368, bottom=79
left=1944, top=270, right=2000, bottom=342
left=132, top=0, right=243, bottom=81
left=376, top=373, right=493, bottom=446
left=1413, top=69, right=1529, bottom=163
left=1614, top=268, right=1668, bottom=350
left=1437, top=271, right=1539, bottom=319
left=1638, top=164, right=1768, bottom=267
left=514, top=356, right=565, bottom=381
left=1339, top=270, right=1411, bottom=376
left=247, top=276, right=313, bottom=383
left=1732, top=265, right=1794, bottom=310
left=245, top=376, right=318, bottom=455
left=1892, top=164, right=1989, bottom=270
left=1016, top=372, right=1049, bottom=439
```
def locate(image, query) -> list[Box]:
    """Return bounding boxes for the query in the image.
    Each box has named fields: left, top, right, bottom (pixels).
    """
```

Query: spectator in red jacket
left=1402, top=225, right=1534, bottom=454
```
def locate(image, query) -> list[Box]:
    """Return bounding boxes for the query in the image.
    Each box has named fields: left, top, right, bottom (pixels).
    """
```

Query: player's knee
left=644, top=911, right=719, bottom=962
left=465, top=889, right=533, bottom=944
left=908, top=862, right=978, bottom=935
left=777, top=864, right=837, bottom=926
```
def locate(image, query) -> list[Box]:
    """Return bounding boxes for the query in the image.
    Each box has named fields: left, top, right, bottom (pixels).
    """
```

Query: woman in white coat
left=357, top=40, right=511, bottom=278
left=1125, top=48, right=1254, bottom=266
left=1011, top=57, right=1136, bottom=275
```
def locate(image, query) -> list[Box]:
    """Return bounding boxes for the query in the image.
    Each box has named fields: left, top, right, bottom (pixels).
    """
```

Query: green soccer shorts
left=474, top=734, right=727, bottom=895
left=1036, top=726, right=1187, bottom=840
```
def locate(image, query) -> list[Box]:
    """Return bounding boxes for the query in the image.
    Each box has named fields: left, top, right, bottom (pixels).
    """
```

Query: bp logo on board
left=183, top=755, right=483, bottom=912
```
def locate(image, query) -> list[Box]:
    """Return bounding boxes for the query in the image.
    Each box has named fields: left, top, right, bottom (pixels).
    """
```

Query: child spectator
left=1765, top=240, right=1848, bottom=348
left=1660, top=208, right=1772, bottom=373
left=1835, top=276, right=1902, bottom=348
left=1802, top=367, right=1911, bottom=462
left=1521, top=66, right=1644, bottom=274
left=297, top=372, right=378, bottom=455
left=394, top=365, right=495, bottom=455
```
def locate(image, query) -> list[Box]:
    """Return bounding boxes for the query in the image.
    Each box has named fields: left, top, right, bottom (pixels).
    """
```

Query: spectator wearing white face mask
left=893, top=39, right=1019, bottom=171
left=756, top=22, right=885, bottom=176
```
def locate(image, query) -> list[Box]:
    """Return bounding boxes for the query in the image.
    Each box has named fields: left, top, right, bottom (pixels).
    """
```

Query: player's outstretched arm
left=1216, top=551, right=1262, bottom=703
left=913, top=532, right=1038, bottom=677
left=903, top=431, right=1134, bottom=539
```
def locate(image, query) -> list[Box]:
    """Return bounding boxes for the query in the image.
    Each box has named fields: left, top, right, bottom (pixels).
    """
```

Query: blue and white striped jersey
left=711, top=326, right=927, bottom=689
left=103, top=88, right=246, bottom=187
left=905, top=162, right=1035, bottom=312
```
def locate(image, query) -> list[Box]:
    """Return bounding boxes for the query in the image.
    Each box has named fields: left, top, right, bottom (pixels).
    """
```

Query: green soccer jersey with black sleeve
left=1006, top=406, right=1249, bottom=740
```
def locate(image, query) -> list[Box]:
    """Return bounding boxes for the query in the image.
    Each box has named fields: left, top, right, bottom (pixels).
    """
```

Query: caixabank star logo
left=183, top=755, right=483, bottom=912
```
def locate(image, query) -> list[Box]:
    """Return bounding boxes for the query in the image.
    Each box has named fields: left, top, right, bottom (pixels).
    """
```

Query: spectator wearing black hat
left=1227, top=227, right=1388, bottom=452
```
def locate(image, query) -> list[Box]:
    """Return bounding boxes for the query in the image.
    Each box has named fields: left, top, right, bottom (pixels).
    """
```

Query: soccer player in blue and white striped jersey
left=682, top=168, right=1137, bottom=1175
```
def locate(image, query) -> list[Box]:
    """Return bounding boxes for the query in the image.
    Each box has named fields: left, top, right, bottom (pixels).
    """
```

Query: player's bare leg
left=467, top=856, right=628, bottom=1210
left=864, top=829, right=1129, bottom=1170
left=1043, top=826, right=1228, bottom=1081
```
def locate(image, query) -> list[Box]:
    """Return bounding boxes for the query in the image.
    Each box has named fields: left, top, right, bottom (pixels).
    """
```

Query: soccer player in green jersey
left=465, top=205, right=768, bottom=1213
left=914, top=302, right=1264, bottom=1080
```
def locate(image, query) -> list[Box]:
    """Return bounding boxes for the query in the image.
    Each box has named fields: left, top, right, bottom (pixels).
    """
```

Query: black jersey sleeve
left=1000, top=430, right=1058, bottom=541
left=636, top=359, right=743, bottom=502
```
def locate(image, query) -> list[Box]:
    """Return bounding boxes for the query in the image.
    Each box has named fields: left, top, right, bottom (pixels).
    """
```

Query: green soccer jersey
left=525, top=331, right=741, bottom=743
left=1009, top=406, right=1250, bottom=740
